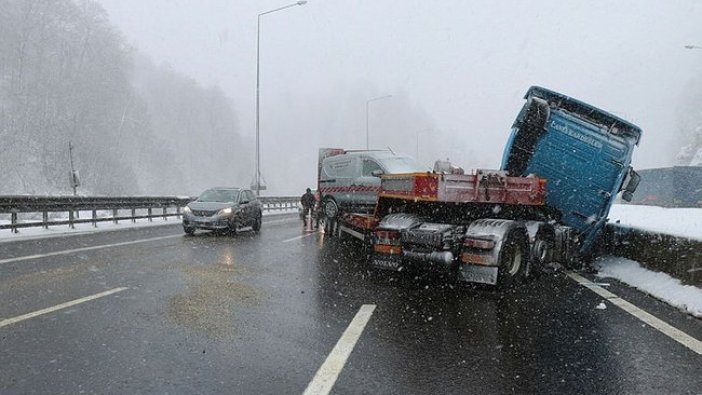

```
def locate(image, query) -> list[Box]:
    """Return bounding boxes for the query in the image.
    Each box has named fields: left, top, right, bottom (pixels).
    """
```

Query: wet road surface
left=0, top=216, right=700, bottom=394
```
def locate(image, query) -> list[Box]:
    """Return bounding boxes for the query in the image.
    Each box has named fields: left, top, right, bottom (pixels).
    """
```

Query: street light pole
left=255, top=1, right=307, bottom=196
left=365, top=94, right=392, bottom=150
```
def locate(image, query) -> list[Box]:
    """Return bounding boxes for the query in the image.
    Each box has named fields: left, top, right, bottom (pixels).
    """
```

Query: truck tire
left=323, top=197, right=339, bottom=219
left=497, top=229, right=529, bottom=287
left=531, top=230, right=555, bottom=275
left=183, top=226, right=195, bottom=236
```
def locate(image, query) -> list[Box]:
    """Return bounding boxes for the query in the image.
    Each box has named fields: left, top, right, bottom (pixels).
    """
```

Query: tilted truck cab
left=501, top=86, right=642, bottom=256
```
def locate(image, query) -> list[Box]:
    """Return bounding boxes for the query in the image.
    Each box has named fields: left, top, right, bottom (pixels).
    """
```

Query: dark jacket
left=301, top=192, right=316, bottom=209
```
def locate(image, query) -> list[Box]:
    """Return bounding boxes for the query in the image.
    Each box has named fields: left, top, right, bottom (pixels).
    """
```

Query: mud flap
left=459, top=264, right=498, bottom=285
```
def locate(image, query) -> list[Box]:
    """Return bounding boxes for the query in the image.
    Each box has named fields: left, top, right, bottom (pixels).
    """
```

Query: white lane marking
left=1, top=217, right=300, bottom=264
left=0, top=235, right=181, bottom=265
left=265, top=218, right=297, bottom=225
left=0, top=287, right=128, bottom=329
left=567, top=272, right=702, bottom=355
left=303, top=304, right=376, bottom=395
left=282, top=232, right=317, bottom=243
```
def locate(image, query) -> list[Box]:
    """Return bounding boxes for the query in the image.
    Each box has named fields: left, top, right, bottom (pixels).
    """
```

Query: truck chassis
left=325, top=170, right=577, bottom=286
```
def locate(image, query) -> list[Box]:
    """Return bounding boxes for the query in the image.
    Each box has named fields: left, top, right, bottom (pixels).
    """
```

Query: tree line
left=0, top=0, right=251, bottom=196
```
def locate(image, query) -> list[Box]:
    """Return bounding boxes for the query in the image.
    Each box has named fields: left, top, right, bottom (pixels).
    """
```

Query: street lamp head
left=297, top=1, right=307, bottom=5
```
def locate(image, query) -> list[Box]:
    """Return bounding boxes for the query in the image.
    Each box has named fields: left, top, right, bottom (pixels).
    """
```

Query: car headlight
left=218, top=207, right=233, bottom=216
left=183, top=206, right=191, bottom=213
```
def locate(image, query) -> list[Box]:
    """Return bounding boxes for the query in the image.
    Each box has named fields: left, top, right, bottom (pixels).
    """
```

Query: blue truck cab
left=501, top=86, right=642, bottom=256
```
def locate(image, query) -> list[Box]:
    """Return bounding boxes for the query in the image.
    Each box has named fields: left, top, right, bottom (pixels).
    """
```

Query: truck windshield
left=198, top=189, right=240, bottom=203
left=381, top=156, right=429, bottom=174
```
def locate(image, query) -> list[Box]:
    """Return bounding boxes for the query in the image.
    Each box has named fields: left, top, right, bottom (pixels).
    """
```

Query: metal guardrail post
left=148, top=208, right=153, bottom=222
left=92, top=209, right=97, bottom=227
left=163, top=207, right=167, bottom=220
left=176, top=206, right=180, bottom=218
left=11, top=211, right=18, bottom=233
left=113, top=209, right=119, bottom=224
left=131, top=208, right=136, bottom=223
left=42, top=211, right=49, bottom=229
left=68, top=209, right=75, bottom=229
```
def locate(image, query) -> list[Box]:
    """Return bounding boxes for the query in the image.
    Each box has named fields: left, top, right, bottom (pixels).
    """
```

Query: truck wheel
left=497, top=230, right=529, bottom=287
left=183, top=226, right=195, bottom=236
left=228, top=221, right=238, bottom=235
left=323, top=197, right=339, bottom=219
left=531, top=231, right=554, bottom=276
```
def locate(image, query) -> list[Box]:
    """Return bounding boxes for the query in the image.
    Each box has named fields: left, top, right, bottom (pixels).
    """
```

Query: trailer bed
left=379, top=170, right=546, bottom=205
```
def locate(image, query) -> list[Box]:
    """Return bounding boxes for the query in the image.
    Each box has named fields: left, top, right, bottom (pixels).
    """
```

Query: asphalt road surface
left=1, top=216, right=700, bottom=395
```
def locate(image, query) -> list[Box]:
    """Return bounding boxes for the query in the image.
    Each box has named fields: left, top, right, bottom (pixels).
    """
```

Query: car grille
left=192, top=210, right=217, bottom=217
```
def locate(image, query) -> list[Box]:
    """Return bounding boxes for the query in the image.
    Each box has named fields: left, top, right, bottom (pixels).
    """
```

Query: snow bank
left=594, top=256, right=702, bottom=318
left=608, top=204, right=702, bottom=241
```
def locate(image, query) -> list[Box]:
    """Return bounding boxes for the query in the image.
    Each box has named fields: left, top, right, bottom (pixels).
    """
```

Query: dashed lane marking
left=303, top=304, right=376, bottom=395
left=567, top=272, right=701, bottom=355
left=0, top=235, right=181, bottom=265
left=282, top=232, right=318, bottom=243
left=0, top=287, right=129, bottom=329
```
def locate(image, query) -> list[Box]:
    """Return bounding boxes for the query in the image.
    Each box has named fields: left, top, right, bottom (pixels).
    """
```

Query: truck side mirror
left=620, top=167, right=640, bottom=202
left=371, top=169, right=384, bottom=177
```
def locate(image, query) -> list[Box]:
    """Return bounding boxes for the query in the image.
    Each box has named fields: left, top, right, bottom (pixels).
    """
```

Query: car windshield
left=197, top=189, right=239, bottom=203
left=380, top=156, right=429, bottom=174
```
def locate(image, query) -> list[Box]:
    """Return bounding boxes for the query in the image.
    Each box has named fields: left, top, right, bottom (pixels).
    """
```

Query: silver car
left=182, top=187, right=262, bottom=235
left=318, top=150, right=428, bottom=218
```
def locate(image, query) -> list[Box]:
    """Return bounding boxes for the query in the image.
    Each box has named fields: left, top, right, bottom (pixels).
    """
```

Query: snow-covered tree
left=0, top=0, right=248, bottom=195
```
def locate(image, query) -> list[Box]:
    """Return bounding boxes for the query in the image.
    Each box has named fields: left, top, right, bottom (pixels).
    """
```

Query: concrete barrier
left=599, top=223, right=701, bottom=286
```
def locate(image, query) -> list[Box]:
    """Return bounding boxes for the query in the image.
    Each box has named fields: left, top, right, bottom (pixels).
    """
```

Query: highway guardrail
left=0, top=195, right=300, bottom=233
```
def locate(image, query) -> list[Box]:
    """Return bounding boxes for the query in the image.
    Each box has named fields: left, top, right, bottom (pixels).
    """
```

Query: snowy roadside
left=594, top=256, right=702, bottom=318
left=608, top=204, right=702, bottom=241
left=0, top=209, right=298, bottom=243
left=603, top=204, right=702, bottom=318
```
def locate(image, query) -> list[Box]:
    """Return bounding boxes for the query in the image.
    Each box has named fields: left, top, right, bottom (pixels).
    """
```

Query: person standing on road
left=301, top=188, right=316, bottom=227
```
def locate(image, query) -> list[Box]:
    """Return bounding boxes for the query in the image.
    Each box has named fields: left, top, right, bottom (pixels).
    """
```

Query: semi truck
left=320, top=86, right=642, bottom=286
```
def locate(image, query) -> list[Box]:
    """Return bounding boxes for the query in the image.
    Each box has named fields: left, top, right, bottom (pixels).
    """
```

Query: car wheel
left=183, top=226, right=195, bottom=236
left=228, top=221, right=238, bottom=235
left=252, top=211, right=262, bottom=232
left=323, top=197, right=339, bottom=219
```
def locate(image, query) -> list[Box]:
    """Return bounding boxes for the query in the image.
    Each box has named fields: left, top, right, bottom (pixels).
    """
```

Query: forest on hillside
left=0, top=0, right=251, bottom=196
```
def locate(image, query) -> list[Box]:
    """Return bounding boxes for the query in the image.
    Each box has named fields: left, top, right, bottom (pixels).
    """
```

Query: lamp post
left=365, top=94, right=392, bottom=150
left=255, top=1, right=307, bottom=196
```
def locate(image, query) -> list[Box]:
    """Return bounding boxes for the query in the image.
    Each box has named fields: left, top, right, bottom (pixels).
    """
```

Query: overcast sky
left=99, top=0, right=702, bottom=194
